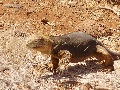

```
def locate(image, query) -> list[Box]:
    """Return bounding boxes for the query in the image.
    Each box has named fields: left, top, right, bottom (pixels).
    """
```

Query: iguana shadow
left=38, top=60, right=110, bottom=90
left=40, top=60, right=103, bottom=79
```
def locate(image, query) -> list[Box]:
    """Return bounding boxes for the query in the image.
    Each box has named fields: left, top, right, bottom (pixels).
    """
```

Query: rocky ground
left=0, top=0, right=120, bottom=90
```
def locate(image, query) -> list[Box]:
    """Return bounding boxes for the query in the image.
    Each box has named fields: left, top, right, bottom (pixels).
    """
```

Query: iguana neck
left=49, top=35, right=60, bottom=45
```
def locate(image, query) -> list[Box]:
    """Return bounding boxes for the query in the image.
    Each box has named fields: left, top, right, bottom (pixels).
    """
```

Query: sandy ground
left=0, top=0, right=120, bottom=90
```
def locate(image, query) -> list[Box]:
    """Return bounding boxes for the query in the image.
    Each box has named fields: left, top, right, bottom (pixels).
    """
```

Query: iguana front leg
left=51, top=56, right=59, bottom=74
left=50, top=50, right=72, bottom=74
left=58, top=50, right=72, bottom=72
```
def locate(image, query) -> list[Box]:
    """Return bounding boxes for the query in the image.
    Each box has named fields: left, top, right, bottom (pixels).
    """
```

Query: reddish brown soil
left=0, top=0, right=120, bottom=90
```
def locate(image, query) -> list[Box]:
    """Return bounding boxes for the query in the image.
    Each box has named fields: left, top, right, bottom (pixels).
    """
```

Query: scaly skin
left=27, top=32, right=120, bottom=73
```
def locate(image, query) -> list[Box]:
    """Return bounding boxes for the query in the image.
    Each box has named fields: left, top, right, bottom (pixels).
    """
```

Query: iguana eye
left=34, top=40, right=38, bottom=43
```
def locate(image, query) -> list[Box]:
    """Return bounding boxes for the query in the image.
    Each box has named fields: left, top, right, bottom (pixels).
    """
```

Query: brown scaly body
left=27, top=32, right=120, bottom=73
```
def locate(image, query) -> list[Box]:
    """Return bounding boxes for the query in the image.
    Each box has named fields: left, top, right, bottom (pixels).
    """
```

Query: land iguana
left=27, top=32, right=120, bottom=73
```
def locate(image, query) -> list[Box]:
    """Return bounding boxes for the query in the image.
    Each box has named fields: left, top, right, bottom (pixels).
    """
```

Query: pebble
left=4, top=4, right=23, bottom=9
left=0, top=1, right=3, bottom=5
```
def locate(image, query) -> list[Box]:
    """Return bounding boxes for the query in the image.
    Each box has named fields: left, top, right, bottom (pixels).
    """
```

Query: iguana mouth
left=26, top=43, right=40, bottom=48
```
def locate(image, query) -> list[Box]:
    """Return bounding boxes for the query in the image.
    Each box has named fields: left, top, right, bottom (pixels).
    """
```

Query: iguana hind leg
left=95, top=45, right=114, bottom=71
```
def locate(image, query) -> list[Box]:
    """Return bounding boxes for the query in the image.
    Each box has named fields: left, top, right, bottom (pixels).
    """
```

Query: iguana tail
left=107, top=49, right=120, bottom=60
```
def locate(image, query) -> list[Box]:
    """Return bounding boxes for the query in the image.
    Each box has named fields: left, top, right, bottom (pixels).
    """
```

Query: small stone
left=41, top=18, right=49, bottom=25
left=4, top=4, right=23, bottom=9
left=0, top=1, right=3, bottom=4
left=26, top=11, right=33, bottom=16
left=0, top=8, right=4, bottom=15
left=0, top=22, right=4, bottom=29
left=80, top=83, right=93, bottom=90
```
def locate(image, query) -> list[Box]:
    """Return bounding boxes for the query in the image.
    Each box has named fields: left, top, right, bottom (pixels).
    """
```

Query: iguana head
left=27, top=36, right=53, bottom=54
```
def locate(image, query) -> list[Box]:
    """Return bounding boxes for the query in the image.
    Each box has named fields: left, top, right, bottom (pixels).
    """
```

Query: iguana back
left=50, top=32, right=101, bottom=57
